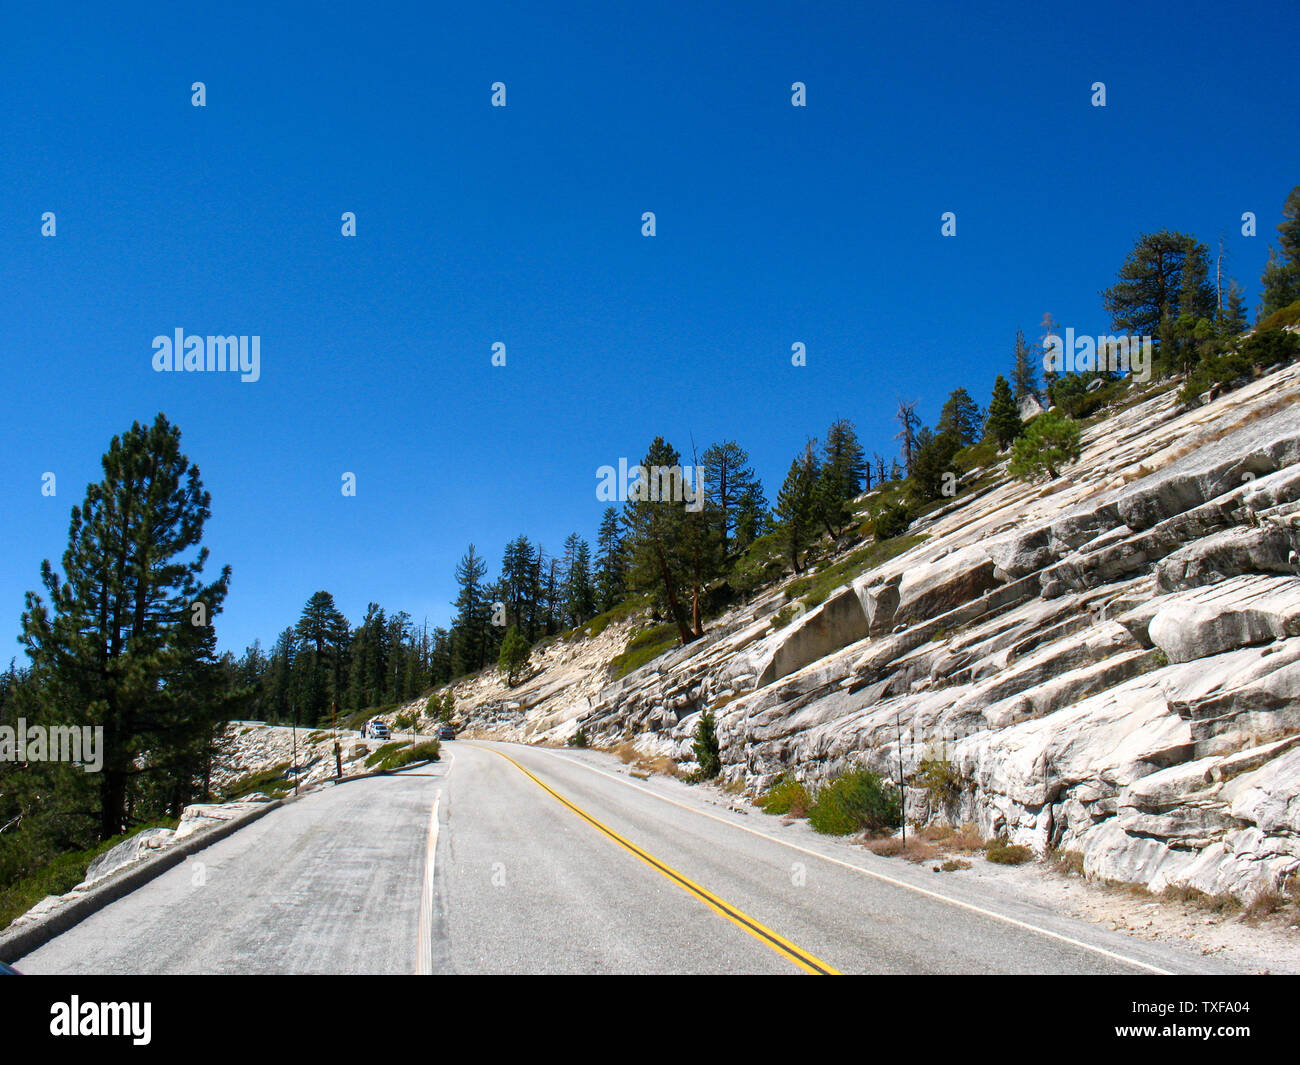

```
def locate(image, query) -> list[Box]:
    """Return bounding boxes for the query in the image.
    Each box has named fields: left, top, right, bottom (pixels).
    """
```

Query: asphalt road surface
left=14, top=740, right=1238, bottom=975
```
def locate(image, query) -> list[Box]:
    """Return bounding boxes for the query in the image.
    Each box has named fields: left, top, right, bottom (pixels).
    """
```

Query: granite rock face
left=448, top=365, right=1300, bottom=902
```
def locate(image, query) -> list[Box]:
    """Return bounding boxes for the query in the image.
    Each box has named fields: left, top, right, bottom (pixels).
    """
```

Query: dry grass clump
left=640, top=755, right=679, bottom=777
left=864, top=837, right=941, bottom=863
left=1161, top=884, right=1242, bottom=915
left=867, top=822, right=986, bottom=865
left=1051, top=849, right=1086, bottom=877
left=1241, top=891, right=1288, bottom=924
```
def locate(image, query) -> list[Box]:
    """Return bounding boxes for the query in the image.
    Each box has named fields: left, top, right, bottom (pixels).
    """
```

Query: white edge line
left=499, top=744, right=1174, bottom=976
left=415, top=750, right=452, bottom=975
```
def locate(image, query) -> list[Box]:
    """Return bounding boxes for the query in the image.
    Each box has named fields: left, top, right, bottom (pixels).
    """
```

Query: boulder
left=1147, top=574, right=1300, bottom=662
left=1155, top=523, right=1296, bottom=592
left=1116, top=404, right=1300, bottom=531
left=1018, top=394, right=1046, bottom=420
left=756, top=586, right=869, bottom=688
left=891, top=545, right=1000, bottom=626
left=84, top=827, right=176, bottom=885
left=986, top=525, right=1056, bottom=580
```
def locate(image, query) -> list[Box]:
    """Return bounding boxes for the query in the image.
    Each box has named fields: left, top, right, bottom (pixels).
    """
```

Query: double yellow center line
left=488, top=748, right=839, bottom=976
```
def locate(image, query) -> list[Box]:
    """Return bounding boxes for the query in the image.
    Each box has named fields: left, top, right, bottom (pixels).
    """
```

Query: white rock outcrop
left=448, top=364, right=1300, bottom=903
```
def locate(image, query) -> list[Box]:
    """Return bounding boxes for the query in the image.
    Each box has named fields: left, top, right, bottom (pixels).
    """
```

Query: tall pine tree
left=21, top=414, right=232, bottom=838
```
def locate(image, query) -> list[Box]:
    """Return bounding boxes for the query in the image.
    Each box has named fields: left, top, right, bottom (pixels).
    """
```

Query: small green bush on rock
left=759, top=774, right=811, bottom=817
left=808, top=768, right=902, bottom=836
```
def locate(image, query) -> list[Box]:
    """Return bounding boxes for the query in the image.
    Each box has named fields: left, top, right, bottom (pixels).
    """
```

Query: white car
left=364, top=719, right=391, bottom=741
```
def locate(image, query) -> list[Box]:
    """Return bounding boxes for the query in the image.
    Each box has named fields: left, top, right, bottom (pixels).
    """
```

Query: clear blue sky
left=2, top=1, right=1297, bottom=658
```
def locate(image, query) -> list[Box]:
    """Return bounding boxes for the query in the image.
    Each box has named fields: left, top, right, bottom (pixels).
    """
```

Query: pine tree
left=1011, top=330, right=1039, bottom=402
left=20, top=414, right=232, bottom=839
left=986, top=375, right=1023, bottom=450
left=813, top=458, right=852, bottom=538
left=692, top=708, right=721, bottom=779
left=594, top=507, right=626, bottom=613
left=1258, top=185, right=1300, bottom=319
left=1260, top=246, right=1300, bottom=320
left=1102, top=230, right=1210, bottom=374
left=773, top=442, right=819, bottom=573
left=451, top=545, right=490, bottom=674
left=910, top=430, right=960, bottom=502
left=497, top=626, right=531, bottom=687
left=822, top=420, right=867, bottom=500
left=429, top=627, right=452, bottom=685
left=267, top=627, right=297, bottom=722
left=499, top=536, right=538, bottom=634
left=731, top=482, right=768, bottom=551
left=1009, top=410, right=1083, bottom=482
left=1172, top=238, right=1217, bottom=373
left=700, top=440, right=762, bottom=551
left=296, top=591, right=350, bottom=722
left=622, top=438, right=695, bottom=644
left=936, top=388, right=983, bottom=448
left=681, top=463, right=723, bottom=637
left=564, top=536, right=596, bottom=626
left=1220, top=279, right=1248, bottom=337
left=1039, top=312, right=1062, bottom=393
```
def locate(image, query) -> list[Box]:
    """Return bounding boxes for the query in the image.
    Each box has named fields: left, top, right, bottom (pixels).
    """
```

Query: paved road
left=15, top=740, right=1237, bottom=975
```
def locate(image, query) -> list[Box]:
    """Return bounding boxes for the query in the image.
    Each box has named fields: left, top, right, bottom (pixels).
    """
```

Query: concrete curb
left=0, top=797, right=286, bottom=965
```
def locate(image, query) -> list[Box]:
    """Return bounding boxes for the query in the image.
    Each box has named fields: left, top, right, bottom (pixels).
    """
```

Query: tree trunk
left=657, top=549, right=696, bottom=645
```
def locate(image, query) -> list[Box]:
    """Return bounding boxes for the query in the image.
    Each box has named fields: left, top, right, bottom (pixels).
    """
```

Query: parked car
left=364, top=719, right=391, bottom=741
left=437, top=725, right=455, bottom=741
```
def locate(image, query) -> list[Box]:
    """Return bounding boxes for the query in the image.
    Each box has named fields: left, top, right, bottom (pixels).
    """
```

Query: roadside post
left=332, top=701, right=342, bottom=779
left=896, top=711, right=906, bottom=851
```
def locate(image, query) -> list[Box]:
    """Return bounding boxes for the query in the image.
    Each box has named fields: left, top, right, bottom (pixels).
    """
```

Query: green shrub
left=1179, top=328, right=1300, bottom=404
left=625, top=622, right=678, bottom=651
left=985, top=838, right=1034, bottom=865
left=808, top=769, right=902, bottom=836
left=692, top=709, right=721, bottom=779
left=608, top=623, right=679, bottom=679
left=221, top=762, right=293, bottom=801
left=759, top=774, right=811, bottom=817
left=770, top=604, right=805, bottom=629
left=1059, top=379, right=1124, bottom=420
left=917, top=756, right=962, bottom=810
left=1255, top=300, right=1300, bottom=333
left=952, top=438, right=998, bottom=473
left=873, top=501, right=913, bottom=542
left=368, top=740, right=440, bottom=772
left=364, top=741, right=405, bottom=768
left=568, top=726, right=589, bottom=748
left=1008, top=409, right=1082, bottom=482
